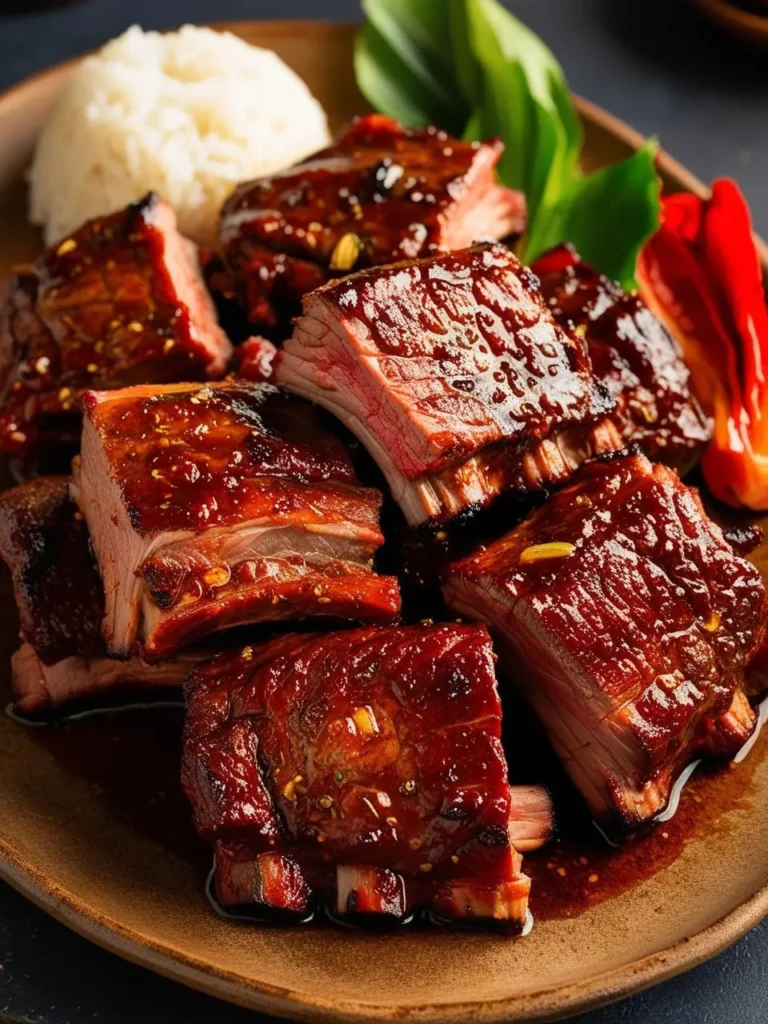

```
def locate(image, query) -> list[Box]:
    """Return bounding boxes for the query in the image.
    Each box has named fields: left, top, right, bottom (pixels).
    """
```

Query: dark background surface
left=0, top=1, right=767, bottom=1022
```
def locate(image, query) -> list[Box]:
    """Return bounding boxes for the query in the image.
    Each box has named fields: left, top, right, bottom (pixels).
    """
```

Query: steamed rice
left=29, top=24, right=331, bottom=246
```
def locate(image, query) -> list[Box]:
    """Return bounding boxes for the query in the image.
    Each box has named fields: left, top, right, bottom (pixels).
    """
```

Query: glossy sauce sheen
left=83, top=381, right=375, bottom=535
left=140, top=557, right=402, bottom=659
left=20, top=696, right=768, bottom=926
left=302, top=243, right=612, bottom=476
left=0, top=194, right=227, bottom=459
left=78, top=380, right=401, bottom=659
left=533, top=244, right=709, bottom=467
left=182, top=625, right=526, bottom=919
left=220, top=115, right=525, bottom=328
left=525, top=720, right=768, bottom=919
left=451, top=453, right=763, bottom=722
left=446, top=453, right=766, bottom=827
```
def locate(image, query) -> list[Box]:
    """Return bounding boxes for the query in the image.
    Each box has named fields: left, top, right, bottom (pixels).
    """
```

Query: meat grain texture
left=0, top=477, right=196, bottom=713
left=221, top=114, right=526, bottom=329
left=0, top=90, right=762, bottom=940
left=533, top=243, right=710, bottom=469
left=278, top=242, right=621, bottom=525
left=72, top=380, right=400, bottom=662
left=182, top=624, right=554, bottom=925
left=445, top=452, right=767, bottom=831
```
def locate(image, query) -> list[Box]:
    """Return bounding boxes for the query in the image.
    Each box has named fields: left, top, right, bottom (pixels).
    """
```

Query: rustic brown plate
left=1, top=19, right=768, bottom=1024
left=692, top=0, right=768, bottom=47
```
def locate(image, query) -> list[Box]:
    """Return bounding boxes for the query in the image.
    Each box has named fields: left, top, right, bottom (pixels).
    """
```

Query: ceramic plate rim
left=1, top=20, right=767, bottom=1024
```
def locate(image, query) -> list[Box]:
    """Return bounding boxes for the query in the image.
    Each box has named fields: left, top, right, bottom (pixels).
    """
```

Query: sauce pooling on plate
left=21, top=698, right=768, bottom=925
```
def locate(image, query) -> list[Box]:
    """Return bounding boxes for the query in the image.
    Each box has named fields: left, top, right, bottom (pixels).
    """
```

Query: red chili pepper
left=637, top=178, right=768, bottom=510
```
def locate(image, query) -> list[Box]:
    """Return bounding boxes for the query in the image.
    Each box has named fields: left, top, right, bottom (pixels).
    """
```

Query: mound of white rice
left=29, top=24, right=331, bottom=246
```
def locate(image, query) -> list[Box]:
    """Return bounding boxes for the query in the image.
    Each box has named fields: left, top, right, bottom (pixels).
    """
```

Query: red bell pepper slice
left=637, top=178, right=768, bottom=510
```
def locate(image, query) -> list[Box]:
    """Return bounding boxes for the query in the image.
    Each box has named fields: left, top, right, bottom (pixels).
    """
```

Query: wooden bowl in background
left=692, top=0, right=768, bottom=46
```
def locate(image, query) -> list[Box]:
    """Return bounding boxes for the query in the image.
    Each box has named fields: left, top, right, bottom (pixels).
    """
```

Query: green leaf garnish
left=461, top=0, right=582, bottom=248
left=527, top=141, right=661, bottom=290
left=357, top=0, right=469, bottom=134
left=355, top=0, right=661, bottom=288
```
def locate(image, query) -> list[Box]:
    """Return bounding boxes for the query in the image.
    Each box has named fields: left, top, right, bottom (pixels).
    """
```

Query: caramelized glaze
left=182, top=626, right=538, bottom=924
left=20, top=698, right=768, bottom=926
left=445, top=452, right=767, bottom=828
left=533, top=244, right=709, bottom=469
left=527, top=733, right=767, bottom=920
left=278, top=240, right=618, bottom=526
left=82, top=381, right=367, bottom=535
left=0, top=194, right=229, bottom=459
left=221, top=115, right=525, bottom=328
left=0, top=476, right=103, bottom=664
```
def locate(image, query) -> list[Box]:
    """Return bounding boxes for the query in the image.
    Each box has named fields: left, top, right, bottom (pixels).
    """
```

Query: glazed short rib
left=444, top=452, right=766, bottom=831
left=182, top=624, right=554, bottom=927
left=72, top=381, right=400, bottom=662
left=0, top=477, right=196, bottom=713
left=276, top=242, right=621, bottom=525
left=0, top=193, right=230, bottom=461
left=533, top=244, right=710, bottom=469
left=220, top=114, right=526, bottom=329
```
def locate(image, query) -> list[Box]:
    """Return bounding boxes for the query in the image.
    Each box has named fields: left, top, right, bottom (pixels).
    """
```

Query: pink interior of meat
left=2, top=132, right=767, bottom=939
left=73, top=381, right=400, bottom=660
left=11, top=642, right=197, bottom=715
left=277, top=243, right=615, bottom=524
left=443, top=453, right=765, bottom=830
left=150, top=200, right=231, bottom=375
left=439, top=143, right=526, bottom=249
